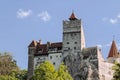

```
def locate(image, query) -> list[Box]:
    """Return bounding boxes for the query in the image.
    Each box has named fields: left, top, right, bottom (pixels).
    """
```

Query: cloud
left=97, top=42, right=112, bottom=48
left=117, top=14, right=120, bottom=18
left=17, top=9, right=32, bottom=19
left=109, top=18, right=118, bottom=24
left=38, top=11, right=51, bottom=22
left=102, top=13, right=120, bottom=24
left=104, top=42, right=112, bottom=47
left=97, top=44, right=102, bottom=48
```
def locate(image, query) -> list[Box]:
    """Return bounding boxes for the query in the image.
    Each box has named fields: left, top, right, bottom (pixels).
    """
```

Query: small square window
left=74, top=47, right=76, bottom=50
left=68, top=47, right=70, bottom=50
left=74, top=33, right=77, bottom=36
left=75, top=42, right=77, bottom=44
left=67, top=42, right=69, bottom=44
left=50, top=56, right=52, bottom=59
left=53, top=62, right=55, bottom=65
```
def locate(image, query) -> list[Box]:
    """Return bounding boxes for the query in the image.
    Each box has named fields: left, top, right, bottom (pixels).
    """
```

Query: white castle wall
left=97, top=47, right=114, bottom=80
left=34, top=52, right=62, bottom=70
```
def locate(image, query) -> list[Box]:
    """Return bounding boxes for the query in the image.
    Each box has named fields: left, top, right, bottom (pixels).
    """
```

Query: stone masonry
left=27, top=12, right=120, bottom=80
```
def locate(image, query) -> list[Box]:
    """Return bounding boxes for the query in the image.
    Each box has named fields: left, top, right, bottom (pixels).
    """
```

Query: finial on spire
left=113, top=35, right=115, bottom=40
left=69, top=11, right=77, bottom=20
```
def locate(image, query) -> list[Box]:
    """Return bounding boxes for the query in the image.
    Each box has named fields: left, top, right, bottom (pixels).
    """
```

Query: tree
left=32, top=61, right=73, bottom=80
left=57, top=63, right=73, bottom=80
left=0, top=52, right=19, bottom=75
left=11, top=69, right=27, bottom=80
left=33, top=61, right=57, bottom=80
left=0, top=75, right=18, bottom=80
left=0, top=52, right=27, bottom=80
left=112, top=62, right=120, bottom=80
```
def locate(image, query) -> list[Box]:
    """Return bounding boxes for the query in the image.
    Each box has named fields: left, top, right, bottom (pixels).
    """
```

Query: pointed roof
left=28, top=40, right=37, bottom=47
left=69, top=12, right=77, bottom=20
left=108, top=40, right=119, bottom=58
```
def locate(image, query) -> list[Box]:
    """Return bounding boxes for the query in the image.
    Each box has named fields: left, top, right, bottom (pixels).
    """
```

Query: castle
left=27, top=12, right=120, bottom=80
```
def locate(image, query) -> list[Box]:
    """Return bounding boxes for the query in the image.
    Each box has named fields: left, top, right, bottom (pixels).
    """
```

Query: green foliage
left=11, top=69, right=27, bottom=80
left=33, top=61, right=57, bottom=80
left=33, top=61, right=73, bottom=80
left=112, top=62, right=120, bottom=80
left=0, top=52, right=19, bottom=75
left=57, top=63, right=73, bottom=80
left=0, top=52, right=27, bottom=80
left=0, top=75, right=18, bottom=80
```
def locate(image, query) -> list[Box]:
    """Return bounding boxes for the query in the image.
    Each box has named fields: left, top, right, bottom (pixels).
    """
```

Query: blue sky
left=0, top=0, right=120, bottom=69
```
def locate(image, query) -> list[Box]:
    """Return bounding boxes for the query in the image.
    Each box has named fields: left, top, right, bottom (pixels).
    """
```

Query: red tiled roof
left=28, top=40, right=37, bottom=47
left=49, top=42, right=62, bottom=48
left=69, top=12, right=77, bottom=20
left=34, top=42, right=62, bottom=56
left=108, top=40, right=119, bottom=58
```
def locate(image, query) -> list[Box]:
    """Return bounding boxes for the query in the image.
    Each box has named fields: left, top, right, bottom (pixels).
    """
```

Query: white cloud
left=109, top=18, right=118, bottom=24
left=104, top=42, right=112, bottom=47
left=17, top=9, right=32, bottom=19
left=117, top=14, right=120, bottom=18
left=97, top=44, right=102, bottom=48
left=38, top=11, right=51, bottom=22
left=97, top=42, right=112, bottom=49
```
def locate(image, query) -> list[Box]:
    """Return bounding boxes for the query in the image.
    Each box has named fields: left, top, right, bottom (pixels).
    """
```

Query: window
left=67, top=42, right=69, bottom=44
left=68, top=47, right=70, bottom=50
left=74, top=33, right=77, bottom=36
left=53, top=62, right=56, bottom=65
left=37, top=58, right=40, bottom=60
left=50, top=56, right=52, bottom=59
left=74, top=59, right=76, bottom=61
left=74, top=47, right=76, bottom=50
left=108, top=71, right=111, bottom=75
left=74, top=42, right=77, bottom=44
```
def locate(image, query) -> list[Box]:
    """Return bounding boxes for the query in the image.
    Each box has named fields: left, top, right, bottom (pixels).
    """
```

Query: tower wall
left=63, top=19, right=85, bottom=57
left=27, top=47, right=36, bottom=80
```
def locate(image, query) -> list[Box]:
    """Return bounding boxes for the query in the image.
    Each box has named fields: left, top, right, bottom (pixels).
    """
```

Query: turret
left=107, top=40, right=120, bottom=63
left=27, top=40, right=37, bottom=80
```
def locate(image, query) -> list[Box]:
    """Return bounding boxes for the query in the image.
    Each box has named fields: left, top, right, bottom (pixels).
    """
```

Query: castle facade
left=27, top=12, right=120, bottom=80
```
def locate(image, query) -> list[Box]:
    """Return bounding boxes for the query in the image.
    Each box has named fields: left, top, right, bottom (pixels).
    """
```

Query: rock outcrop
left=64, top=47, right=99, bottom=80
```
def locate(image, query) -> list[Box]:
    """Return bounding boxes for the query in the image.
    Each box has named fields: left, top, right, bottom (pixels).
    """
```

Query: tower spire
left=108, top=40, right=119, bottom=58
left=69, top=12, right=77, bottom=20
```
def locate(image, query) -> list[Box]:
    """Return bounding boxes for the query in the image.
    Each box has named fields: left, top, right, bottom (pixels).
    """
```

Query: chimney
left=39, top=40, right=42, bottom=44
left=47, top=41, right=51, bottom=51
